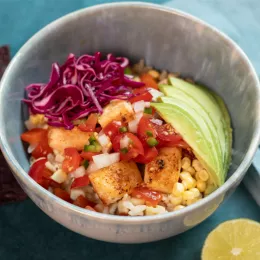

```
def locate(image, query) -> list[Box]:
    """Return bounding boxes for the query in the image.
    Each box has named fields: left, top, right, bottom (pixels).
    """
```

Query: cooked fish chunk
left=98, top=100, right=134, bottom=128
left=48, top=126, right=91, bottom=153
left=89, top=161, right=142, bottom=205
left=144, top=147, right=182, bottom=193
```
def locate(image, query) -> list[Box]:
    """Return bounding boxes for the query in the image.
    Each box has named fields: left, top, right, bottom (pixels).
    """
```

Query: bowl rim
left=0, top=1, right=260, bottom=224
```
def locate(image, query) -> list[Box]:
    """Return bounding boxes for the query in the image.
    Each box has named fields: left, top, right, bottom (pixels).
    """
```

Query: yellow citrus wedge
left=202, top=219, right=260, bottom=260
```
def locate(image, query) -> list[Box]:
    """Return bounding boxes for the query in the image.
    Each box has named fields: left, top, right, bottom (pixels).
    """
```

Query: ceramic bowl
left=0, top=2, right=259, bottom=243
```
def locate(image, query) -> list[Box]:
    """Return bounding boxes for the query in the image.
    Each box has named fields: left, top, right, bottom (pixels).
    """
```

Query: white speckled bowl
left=0, top=2, right=259, bottom=243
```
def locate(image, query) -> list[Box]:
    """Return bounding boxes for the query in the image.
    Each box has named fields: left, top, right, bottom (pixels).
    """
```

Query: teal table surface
left=0, top=1, right=259, bottom=259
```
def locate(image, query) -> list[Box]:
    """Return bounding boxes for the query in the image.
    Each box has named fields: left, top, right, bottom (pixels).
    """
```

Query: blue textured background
left=0, top=1, right=259, bottom=259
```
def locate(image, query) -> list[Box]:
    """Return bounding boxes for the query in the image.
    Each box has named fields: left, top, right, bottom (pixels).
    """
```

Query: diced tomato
left=129, top=91, right=153, bottom=103
left=78, top=113, right=98, bottom=132
left=32, top=136, right=53, bottom=159
left=62, top=148, right=81, bottom=173
left=54, top=188, right=71, bottom=202
left=112, top=133, right=144, bottom=161
left=140, top=73, right=159, bottom=90
left=134, top=147, right=158, bottom=164
left=71, top=175, right=90, bottom=189
left=131, top=187, right=162, bottom=206
left=85, top=206, right=96, bottom=212
left=132, top=87, right=149, bottom=95
left=28, top=158, right=53, bottom=189
left=103, top=120, right=123, bottom=140
left=21, top=128, right=53, bottom=159
left=155, top=123, right=183, bottom=148
left=48, top=180, right=61, bottom=189
left=137, top=115, right=157, bottom=147
left=81, top=151, right=101, bottom=161
left=73, top=195, right=96, bottom=208
left=21, top=128, right=46, bottom=144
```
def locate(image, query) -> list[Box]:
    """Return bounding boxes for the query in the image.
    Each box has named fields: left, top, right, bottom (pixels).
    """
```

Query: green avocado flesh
left=151, top=77, right=232, bottom=187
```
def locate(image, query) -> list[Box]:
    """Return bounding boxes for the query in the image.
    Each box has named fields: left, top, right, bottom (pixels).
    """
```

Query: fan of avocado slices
left=151, top=77, right=232, bottom=188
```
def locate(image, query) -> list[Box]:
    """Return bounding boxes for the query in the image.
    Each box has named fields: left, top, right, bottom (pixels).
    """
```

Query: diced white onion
left=71, top=166, right=86, bottom=178
left=27, top=143, right=37, bottom=153
left=70, top=188, right=86, bottom=200
left=148, top=88, right=164, bottom=101
left=133, top=100, right=146, bottom=113
left=128, top=120, right=138, bottom=133
left=150, top=118, right=163, bottom=125
left=128, top=112, right=143, bottom=133
left=125, top=74, right=134, bottom=78
left=93, top=153, right=120, bottom=169
left=45, top=161, right=56, bottom=172
left=145, top=102, right=151, bottom=107
left=50, top=169, right=67, bottom=183
left=86, top=161, right=99, bottom=174
left=98, top=129, right=105, bottom=136
left=98, top=134, right=110, bottom=147
left=55, top=154, right=65, bottom=163
left=120, top=135, right=130, bottom=149
left=47, top=153, right=55, bottom=163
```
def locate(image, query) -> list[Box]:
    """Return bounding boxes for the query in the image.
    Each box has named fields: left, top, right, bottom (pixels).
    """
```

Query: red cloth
left=0, top=45, right=27, bottom=203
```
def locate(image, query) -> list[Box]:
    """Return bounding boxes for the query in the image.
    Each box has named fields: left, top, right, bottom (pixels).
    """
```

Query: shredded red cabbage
left=23, top=52, right=144, bottom=129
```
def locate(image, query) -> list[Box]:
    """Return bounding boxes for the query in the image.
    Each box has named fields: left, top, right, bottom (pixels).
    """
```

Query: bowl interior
left=0, top=4, right=259, bottom=191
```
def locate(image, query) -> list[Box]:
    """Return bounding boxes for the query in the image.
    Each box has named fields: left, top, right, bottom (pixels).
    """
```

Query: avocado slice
left=210, top=92, right=232, bottom=174
left=152, top=99, right=222, bottom=186
left=167, top=77, right=232, bottom=181
left=159, top=85, right=224, bottom=175
left=151, top=77, right=232, bottom=187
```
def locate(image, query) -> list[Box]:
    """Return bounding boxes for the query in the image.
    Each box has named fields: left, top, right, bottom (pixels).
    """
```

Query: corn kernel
left=198, top=169, right=209, bottom=182
left=133, top=76, right=141, bottom=82
left=181, top=157, right=191, bottom=170
left=196, top=180, right=206, bottom=192
left=207, top=177, right=214, bottom=185
left=192, top=159, right=203, bottom=172
left=30, top=114, right=45, bottom=125
left=186, top=166, right=196, bottom=175
left=169, top=195, right=183, bottom=206
left=173, top=205, right=185, bottom=211
left=148, top=69, right=160, bottom=79
left=172, top=182, right=185, bottom=197
left=180, top=171, right=192, bottom=181
left=183, top=191, right=195, bottom=201
left=145, top=205, right=167, bottom=216
left=195, top=172, right=200, bottom=181
left=189, top=188, right=201, bottom=198
left=182, top=176, right=196, bottom=190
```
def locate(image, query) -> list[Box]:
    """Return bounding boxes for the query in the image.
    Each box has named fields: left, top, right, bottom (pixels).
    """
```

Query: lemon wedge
left=202, top=219, right=260, bottom=259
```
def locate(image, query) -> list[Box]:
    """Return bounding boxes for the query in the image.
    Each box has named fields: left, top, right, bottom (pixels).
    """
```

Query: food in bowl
left=21, top=52, right=232, bottom=216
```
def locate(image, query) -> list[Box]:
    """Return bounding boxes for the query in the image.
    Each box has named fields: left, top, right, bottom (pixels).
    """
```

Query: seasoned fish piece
left=89, top=161, right=142, bottom=205
left=98, top=100, right=134, bottom=128
left=48, top=126, right=91, bottom=153
left=144, top=147, right=182, bottom=193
